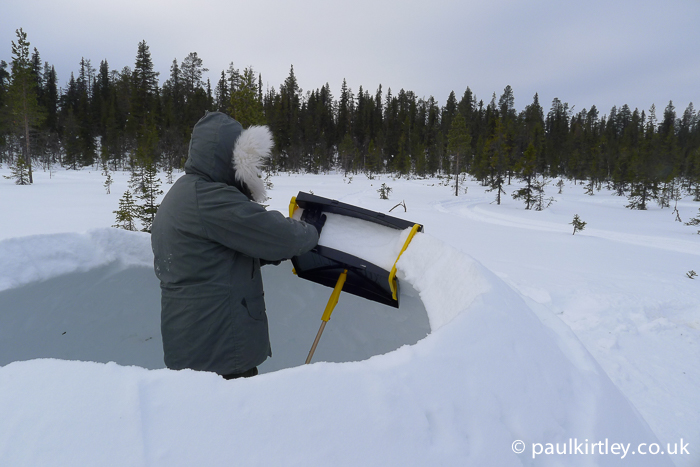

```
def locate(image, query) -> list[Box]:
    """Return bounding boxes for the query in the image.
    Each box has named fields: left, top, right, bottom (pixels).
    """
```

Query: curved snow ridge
left=0, top=228, right=152, bottom=292
left=397, top=232, right=491, bottom=331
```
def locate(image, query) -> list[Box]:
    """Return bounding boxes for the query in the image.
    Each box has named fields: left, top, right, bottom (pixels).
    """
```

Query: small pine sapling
left=556, top=179, right=565, bottom=194
left=101, top=157, right=113, bottom=194
left=673, top=203, right=682, bottom=223
left=570, top=214, right=587, bottom=235
left=165, top=165, right=174, bottom=184
left=5, top=157, right=31, bottom=185
left=264, top=171, right=274, bottom=190
left=685, top=208, right=700, bottom=234
left=104, top=172, right=113, bottom=194
left=137, top=163, right=163, bottom=233
left=533, top=177, right=554, bottom=211
left=113, top=190, right=139, bottom=231
left=378, top=183, right=392, bottom=200
left=669, top=179, right=683, bottom=221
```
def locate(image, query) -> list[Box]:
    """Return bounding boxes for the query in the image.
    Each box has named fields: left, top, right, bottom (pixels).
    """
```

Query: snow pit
left=0, top=228, right=431, bottom=372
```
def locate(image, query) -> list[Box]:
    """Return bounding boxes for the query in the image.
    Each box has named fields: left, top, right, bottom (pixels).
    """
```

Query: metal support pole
left=305, top=270, right=347, bottom=364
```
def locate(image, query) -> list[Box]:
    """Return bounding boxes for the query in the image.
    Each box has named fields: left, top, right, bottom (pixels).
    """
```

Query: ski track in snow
left=434, top=197, right=700, bottom=257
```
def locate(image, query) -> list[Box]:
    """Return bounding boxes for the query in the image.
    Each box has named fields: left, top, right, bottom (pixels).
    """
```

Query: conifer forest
left=2, top=30, right=700, bottom=212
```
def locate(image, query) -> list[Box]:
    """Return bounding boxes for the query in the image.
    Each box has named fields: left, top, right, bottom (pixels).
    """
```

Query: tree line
left=2, top=29, right=700, bottom=214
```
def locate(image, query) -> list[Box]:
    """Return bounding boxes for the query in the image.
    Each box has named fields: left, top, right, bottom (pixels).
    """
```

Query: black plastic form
left=291, top=192, right=424, bottom=308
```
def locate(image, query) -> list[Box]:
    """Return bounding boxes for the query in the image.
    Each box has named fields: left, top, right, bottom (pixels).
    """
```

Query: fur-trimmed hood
left=184, top=112, right=272, bottom=203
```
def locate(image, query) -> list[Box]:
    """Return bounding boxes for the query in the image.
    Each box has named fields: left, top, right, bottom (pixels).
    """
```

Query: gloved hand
left=301, top=208, right=327, bottom=236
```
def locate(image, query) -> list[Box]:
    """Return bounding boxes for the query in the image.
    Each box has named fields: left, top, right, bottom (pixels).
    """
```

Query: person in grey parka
left=151, top=112, right=321, bottom=379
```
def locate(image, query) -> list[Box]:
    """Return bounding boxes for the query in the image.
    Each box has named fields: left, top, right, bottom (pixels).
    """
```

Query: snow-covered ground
left=0, top=165, right=698, bottom=466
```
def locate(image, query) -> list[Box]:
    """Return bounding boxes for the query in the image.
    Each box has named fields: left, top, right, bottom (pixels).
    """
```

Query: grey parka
left=151, top=112, right=318, bottom=375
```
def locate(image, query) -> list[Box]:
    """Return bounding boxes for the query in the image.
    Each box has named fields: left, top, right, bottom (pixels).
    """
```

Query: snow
left=295, top=207, right=412, bottom=272
left=1, top=167, right=698, bottom=466
left=0, top=229, right=152, bottom=293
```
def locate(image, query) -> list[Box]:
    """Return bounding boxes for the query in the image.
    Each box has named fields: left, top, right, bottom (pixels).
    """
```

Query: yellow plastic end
left=388, top=224, right=421, bottom=301
left=289, top=196, right=298, bottom=218
left=321, top=270, right=348, bottom=322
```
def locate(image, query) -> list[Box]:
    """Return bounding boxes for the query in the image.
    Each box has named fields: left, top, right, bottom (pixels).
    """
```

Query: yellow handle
left=388, top=224, right=421, bottom=301
left=305, top=270, right=348, bottom=365
left=322, top=270, right=348, bottom=322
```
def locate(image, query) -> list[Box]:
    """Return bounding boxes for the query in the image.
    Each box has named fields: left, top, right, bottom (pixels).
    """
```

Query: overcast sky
left=2, top=0, right=698, bottom=116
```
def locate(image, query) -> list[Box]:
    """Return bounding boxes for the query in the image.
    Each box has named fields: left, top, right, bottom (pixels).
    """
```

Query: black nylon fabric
left=151, top=112, right=318, bottom=375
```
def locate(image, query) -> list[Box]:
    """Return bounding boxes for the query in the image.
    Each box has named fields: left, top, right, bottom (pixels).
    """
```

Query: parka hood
left=184, top=111, right=272, bottom=202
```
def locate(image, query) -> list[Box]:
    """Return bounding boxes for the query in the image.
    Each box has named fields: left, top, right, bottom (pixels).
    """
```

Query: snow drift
left=0, top=228, right=672, bottom=466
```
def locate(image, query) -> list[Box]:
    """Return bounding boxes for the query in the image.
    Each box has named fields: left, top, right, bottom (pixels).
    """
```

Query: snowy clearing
left=0, top=167, right=698, bottom=466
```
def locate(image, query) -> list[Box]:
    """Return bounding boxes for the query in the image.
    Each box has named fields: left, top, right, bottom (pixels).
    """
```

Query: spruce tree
left=484, top=119, right=508, bottom=204
left=274, top=65, right=302, bottom=167
left=136, top=162, right=162, bottom=232
left=366, top=139, right=382, bottom=178
left=512, top=142, right=538, bottom=209
left=113, top=190, right=139, bottom=231
left=625, top=107, right=658, bottom=210
left=8, top=28, right=45, bottom=184
left=446, top=112, right=471, bottom=196
left=214, top=70, right=229, bottom=112
left=5, top=156, right=31, bottom=185
left=130, top=41, right=159, bottom=166
left=181, top=52, right=209, bottom=125
left=229, top=67, right=264, bottom=127
left=40, top=63, right=58, bottom=133
left=181, top=52, right=207, bottom=97
left=337, top=79, right=352, bottom=143
left=338, top=134, right=356, bottom=176
left=545, top=98, right=570, bottom=175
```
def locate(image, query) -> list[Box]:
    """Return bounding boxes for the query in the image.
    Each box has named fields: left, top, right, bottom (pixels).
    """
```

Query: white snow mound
left=0, top=228, right=671, bottom=466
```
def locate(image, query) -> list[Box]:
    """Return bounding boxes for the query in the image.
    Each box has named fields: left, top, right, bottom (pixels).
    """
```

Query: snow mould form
left=290, top=192, right=423, bottom=308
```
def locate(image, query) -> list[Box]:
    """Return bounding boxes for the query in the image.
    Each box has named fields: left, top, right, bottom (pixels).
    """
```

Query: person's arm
left=196, top=181, right=319, bottom=261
